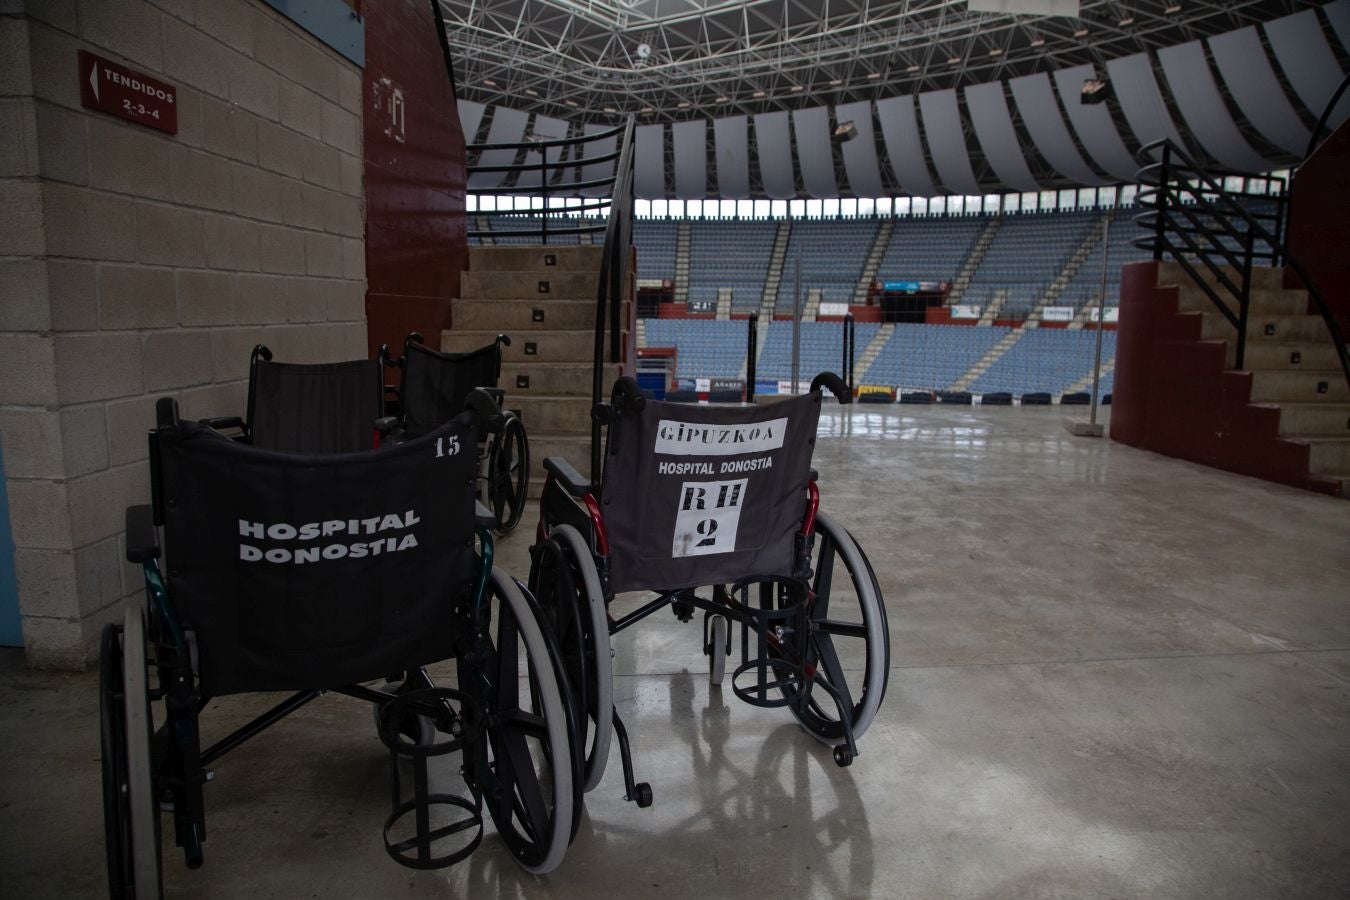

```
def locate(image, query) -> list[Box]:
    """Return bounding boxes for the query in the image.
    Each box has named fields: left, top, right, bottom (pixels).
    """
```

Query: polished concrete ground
left=2, top=405, right=1347, bottom=898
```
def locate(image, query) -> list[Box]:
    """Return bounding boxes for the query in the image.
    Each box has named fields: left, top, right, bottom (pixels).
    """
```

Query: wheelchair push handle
left=464, top=388, right=506, bottom=434
left=810, top=371, right=853, bottom=404
left=610, top=376, right=646, bottom=413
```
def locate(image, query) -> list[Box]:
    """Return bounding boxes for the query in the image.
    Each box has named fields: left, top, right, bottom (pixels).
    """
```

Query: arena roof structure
left=442, top=1, right=1350, bottom=196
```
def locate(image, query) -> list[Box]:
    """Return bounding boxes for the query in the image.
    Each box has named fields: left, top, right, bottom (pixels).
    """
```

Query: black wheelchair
left=386, top=332, right=529, bottom=534
left=100, top=392, right=578, bottom=898
left=529, top=373, right=890, bottom=807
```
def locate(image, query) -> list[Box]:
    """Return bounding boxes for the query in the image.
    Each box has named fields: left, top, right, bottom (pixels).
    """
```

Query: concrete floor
left=2, top=405, right=1348, bottom=898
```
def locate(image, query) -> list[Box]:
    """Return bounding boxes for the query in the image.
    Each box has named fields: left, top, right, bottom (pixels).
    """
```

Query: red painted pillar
left=361, top=0, right=468, bottom=357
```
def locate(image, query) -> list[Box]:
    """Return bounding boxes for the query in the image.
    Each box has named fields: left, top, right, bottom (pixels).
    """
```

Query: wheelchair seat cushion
left=250, top=358, right=384, bottom=454
left=600, top=392, right=822, bottom=594
left=156, top=415, right=480, bottom=695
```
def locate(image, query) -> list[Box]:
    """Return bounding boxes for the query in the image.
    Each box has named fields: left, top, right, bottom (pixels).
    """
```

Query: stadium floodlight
left=833, top=121, right=858, bottom=143
left=1081, top=78, right=1111, bottom=105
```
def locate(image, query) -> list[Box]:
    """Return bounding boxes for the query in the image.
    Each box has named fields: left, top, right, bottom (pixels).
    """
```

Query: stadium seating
left=756, top=321, right=882, bottom=380
left=876, top=215, right=985, bottom=284
left=634, top=219, right=678, bottom=281
left=964, top=210, right=1098, bottom=317
left=968, top=328, right=1118, bottom=396
left=862, top=323, right=1010, bottom=390
left=775, top=219, right=879, bottom=312
left=687, top=220, right=776, bottom=313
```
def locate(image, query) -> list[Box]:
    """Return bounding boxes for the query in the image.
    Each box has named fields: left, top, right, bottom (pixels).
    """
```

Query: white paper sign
left=672, top=479, right=747, bottom=557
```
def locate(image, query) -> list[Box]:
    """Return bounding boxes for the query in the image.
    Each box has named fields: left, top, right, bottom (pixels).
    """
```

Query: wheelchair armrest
left=474, top=499, right=497, bottom=529
left=199, top=416, right=245, bottom=432
left=125, top=505, right=160, bottom=563
left=810, top=371, right=852, bottom=404
left=476, top=386, right=506, bottom=407
left=544, top=456, right=593, bottom=497
left=373, top=415, right=398, bottom=437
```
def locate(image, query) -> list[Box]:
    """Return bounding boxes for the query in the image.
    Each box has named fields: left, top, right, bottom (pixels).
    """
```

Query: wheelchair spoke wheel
left=488, top=415, right=529, bottom=534
left=530, top=524, right=613, bottom=793
left=119, top=609, right=164, bottom=895
left=708, top=614, right=728, bottom=686
left=101, top=623, right=132, bottom=899
left=466, top=570, right=575, bottom=874
left=783, top=513, right=889, bottom=746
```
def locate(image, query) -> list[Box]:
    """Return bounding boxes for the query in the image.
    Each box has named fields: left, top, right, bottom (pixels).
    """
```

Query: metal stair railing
left=1132, top=138, right=1349, bottom=387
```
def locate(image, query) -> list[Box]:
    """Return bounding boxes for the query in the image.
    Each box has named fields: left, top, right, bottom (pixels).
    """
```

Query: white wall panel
left=833, top=100, right=884, bottom=197
left=1158, top=41, right=1270, bottom=173
left=578, top=123, right=617, bottom=198
left=672, top=119, right=708, bottom=199
left=792, top=106, right=837, bottom=198
left=712, top=116, right=750, bottom=199
left=1208, top=27, right=1311, bottom=156
left=1008, top=73, right=1102, bottom=184
left=754, top=111, right=796, bottom=199
left=634, top=123, right=666, bottom=199
left=918, top=90, right=978, bottom=195
left=1052, top=65, right=1137, bottom=180
left=457, top=99, right=485, bottom=145
left=876, top=95, right=937, bottom=196
left=1265, top=10, right=1349, bottom=127
left=515, top=113, right=568, bottom=190
left=467, top=105, right=527, bottom=189
left=1105, top=52, right=1187, bottom=155
left=964, top=82, right=1039, bottom=191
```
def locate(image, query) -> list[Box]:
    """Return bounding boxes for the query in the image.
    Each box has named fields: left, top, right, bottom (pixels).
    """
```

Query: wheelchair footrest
left=377, top=688, right=483, bottom=870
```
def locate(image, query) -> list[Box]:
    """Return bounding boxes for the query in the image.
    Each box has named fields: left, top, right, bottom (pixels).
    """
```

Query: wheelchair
left=386, top=332, right=529, bottom=534
left=100, top=391, right=578, bottom=898
left=529, top=373, right=890, bottom=807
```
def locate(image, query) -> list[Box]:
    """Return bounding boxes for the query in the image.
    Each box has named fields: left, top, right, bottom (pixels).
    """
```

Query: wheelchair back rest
left=400, top=340, right=501, bottom=438
left=600, top=392, right=822, bottom=594
left=249, top=357, right=384, bottom=454
left=153, top=409, right=480, bottom=696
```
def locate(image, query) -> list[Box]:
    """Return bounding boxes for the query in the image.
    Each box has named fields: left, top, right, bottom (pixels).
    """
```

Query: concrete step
left=1271, top=403, right=1350, bottom=437
left=526, top=432, right=595, bottom=490
left=1200, top=313, right=1330, bottom=344
left=1247, top=370, right=1350, bottom=403
left=461, top=270, right=596, bottom=301
left=1233, top=342, right=1343, bottom=371
left=468, top=245, right=603, bottom=272
left=453, top=299, right=597, bottom=332
left=443, top=329, right=621, bottom=365
left=502, top=362, right=621, bottom=397
left=1160, top=260, right=1284, bottom=291
left=1296, top=436, right=1350, bottom=473
left=511, top=394, right=593, bottom=434
left=1177, top=283, right=1308, bottom=317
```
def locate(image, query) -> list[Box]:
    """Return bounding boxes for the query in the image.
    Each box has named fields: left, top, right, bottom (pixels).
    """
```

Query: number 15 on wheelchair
left=529, top=372, right=891, bottom=807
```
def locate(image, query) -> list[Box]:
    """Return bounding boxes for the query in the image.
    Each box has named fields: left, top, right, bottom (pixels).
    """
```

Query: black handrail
left=465, top=123, right=629, bottom=245
left=1132, top=138, right=1350, bottom=387
left=590, top=117, right=637, bottom=481
left=746, top=314, right=759, bottom=403
left=842, top=313, right=856, bottom=393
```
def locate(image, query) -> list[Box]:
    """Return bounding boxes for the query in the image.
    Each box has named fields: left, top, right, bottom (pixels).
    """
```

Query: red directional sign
left=77, top=50, right=178, bottom=134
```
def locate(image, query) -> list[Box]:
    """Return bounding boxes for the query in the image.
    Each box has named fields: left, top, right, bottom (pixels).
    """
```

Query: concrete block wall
left=0, top=0, right=367, bottom=667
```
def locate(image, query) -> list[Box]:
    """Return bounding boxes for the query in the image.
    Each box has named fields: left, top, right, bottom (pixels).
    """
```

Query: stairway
left=947, top=216, right=1001, bottom=306
left=716, top=287, right=732, bottom=321
left=802, top=288, right=824, bottom=322
left=854, top=323, right=895, bottom=384
left=475, top=215, right=495, bottom=246
left=1063, top=357, right=1115, bottom=394
left=760, top=220, right=792, bottom=321
left=674, top=221, right=692, bottom=306
left=977, top=289, right=1008, bottom=326
left=950, top=328, right=1024, bottom=391
left=1166, top=262, right=1350, bottom=492
left=853, top=219, right=895, bottom=305
left=1027, top=215, right=1109, bottom=325
left=445, top=245, right=625, bottom=496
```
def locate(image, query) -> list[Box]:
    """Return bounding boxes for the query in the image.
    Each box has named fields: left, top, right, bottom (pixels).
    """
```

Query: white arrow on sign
left=89, top=61, right=99, bottom=101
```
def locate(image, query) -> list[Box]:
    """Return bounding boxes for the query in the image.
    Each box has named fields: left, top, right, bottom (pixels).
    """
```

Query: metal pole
left=747, top=314, right=758, bottom=402
left=1089, top=216, right=1110, bottom=427
left=791, top=252, right=801, bottom=393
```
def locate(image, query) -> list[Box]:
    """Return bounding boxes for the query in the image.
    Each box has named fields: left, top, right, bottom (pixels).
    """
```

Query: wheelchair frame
left=528, top=375, right=890, bottom=809
left=100, top=395, right=578, bottom=899
left=388, top=332, right=530, bottom=534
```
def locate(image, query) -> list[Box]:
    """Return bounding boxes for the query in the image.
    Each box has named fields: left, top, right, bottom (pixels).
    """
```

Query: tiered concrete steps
left=447, top=245, right=623, bottom=496
left=1159, top=261, right=1350, bottom=495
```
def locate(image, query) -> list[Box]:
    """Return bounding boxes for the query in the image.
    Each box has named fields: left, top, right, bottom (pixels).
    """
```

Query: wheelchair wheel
left=488, top=414, right=529, bottom=534
left=780, top=512, right=888, bottom=746
left=708, top=615, right=728, bottom=686
left=465, top=569, right=574, bottom=874
left=102, top=608, right=163, bottom=899
left=530, top=524, right=613, bottom=793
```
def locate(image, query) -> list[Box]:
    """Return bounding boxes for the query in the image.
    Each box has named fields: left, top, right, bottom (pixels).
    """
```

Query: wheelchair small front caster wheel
left=832, top=746, right=853, bottom=768
left=631, top=782, right=653, bottom=808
